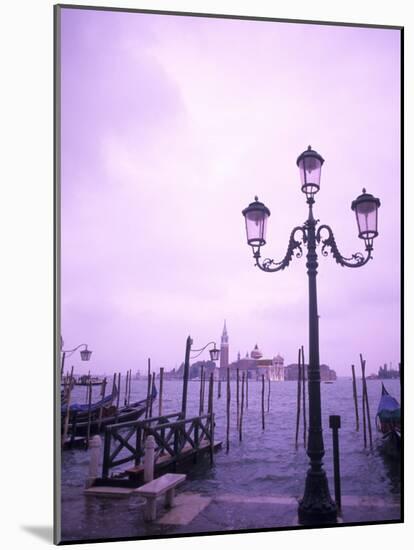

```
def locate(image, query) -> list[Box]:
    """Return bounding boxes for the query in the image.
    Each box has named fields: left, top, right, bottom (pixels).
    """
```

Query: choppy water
left=61, top=377, right=401, bottom=540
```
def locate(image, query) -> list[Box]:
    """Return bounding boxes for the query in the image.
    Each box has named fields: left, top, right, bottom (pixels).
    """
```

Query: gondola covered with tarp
left=376, top=383, right=401, bottom=458
left=61, top=383, right=157, bottom=445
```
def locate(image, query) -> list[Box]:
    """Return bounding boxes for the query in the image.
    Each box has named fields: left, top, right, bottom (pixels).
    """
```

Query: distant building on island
left=367, top=363, right=400, bottom=380
left=163, top=360, right=217, bottom=381
left=219, top=344, right=285, bottom=381
left=162, top=321, right=336, bottom=382
left=219, top=320, right=229, bottom=371
left=284, top=363, right=337, bottom=382
left=217, top=322, right=284, bottom=381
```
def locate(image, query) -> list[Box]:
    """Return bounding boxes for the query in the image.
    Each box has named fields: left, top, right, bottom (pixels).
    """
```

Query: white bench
left=135, top=473, right=186, bottom=521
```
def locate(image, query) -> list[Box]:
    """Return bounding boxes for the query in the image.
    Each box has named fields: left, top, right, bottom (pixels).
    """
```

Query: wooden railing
left=102, top=411, right=214, bottom=479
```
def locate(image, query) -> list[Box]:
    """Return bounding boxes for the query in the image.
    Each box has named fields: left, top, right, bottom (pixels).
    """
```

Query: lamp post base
left=298, top=469, right=337, bottom=525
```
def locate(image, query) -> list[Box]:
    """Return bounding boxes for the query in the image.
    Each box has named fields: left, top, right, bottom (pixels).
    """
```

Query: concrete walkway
left=62, top=490, right=401, bottom=543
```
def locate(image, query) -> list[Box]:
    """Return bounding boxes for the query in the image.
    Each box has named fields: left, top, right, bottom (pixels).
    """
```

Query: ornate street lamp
left=242, top=146, right=380, bottom=524
left=242, top=197, right=271, bottom=246
left=208, top=344, right=221, bottom=362
left=181, top=336, right=220, bottom=418
left=60, top=339, right=92, bottom=377
left=79, top=348, right=93, bottom=361
left=297, top=145, right=324, bottom=199
left=351, top=188, right=381, bottom=248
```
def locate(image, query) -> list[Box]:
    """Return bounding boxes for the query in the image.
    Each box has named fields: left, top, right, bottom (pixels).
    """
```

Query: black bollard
left=329, top=415, right=342, bottom=511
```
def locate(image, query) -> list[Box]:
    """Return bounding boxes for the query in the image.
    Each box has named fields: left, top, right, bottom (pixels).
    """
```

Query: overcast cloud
left=60, top=9, right=401, bottom=376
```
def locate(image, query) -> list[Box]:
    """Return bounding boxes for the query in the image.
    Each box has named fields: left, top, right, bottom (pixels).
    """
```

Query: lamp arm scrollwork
left=61, top=343, right=88, bottom=358
left=254, top=226, right=307, bottom=273
left=316, top=224, right=372, bottom=268
left=191, top=341, right=217, bottom=360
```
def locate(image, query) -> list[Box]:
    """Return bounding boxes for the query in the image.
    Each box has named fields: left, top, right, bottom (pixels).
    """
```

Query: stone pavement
left=61, top=489, right=401, bottom=543
left=163, top=493, right=401, bottom=535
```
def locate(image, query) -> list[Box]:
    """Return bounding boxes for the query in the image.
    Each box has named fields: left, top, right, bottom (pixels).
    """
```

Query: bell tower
left=220, top=320, right=229, bottom=370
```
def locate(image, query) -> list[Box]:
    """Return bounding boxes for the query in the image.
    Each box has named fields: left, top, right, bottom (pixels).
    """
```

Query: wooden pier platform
left=125, top=440, right=222, bottom=482
left=62, top=436, right=87, bottom=450
left=89, top=412, right=221, bottom=490
left=91, top=440, right=222, bottom=490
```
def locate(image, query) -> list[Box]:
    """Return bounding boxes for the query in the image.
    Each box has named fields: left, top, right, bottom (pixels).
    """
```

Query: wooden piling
left=60, top=351, right=66, bottom=380
left=295, top=348, right=301, bottom=448
left=98, top=377, right=107, bottom=431
left=360, top=354, right=373, bottom=449
left=226, top=367, right=230, bottom=453
left=199, top=365, right=205, bottom=415
left=145, top=358, right=151, bottom=419
left=267, top=377, right=271, bottom=413
left=117, top=372, right=121, bottom=408
left=301, top=346, right=307, bottom=448
left=202, top=370, right=206, bottom=410
left=360, top=365, right=367, bottom=448
left=85, top=370, right=91, bottom=403
left=128, top=369, right=132, bottom=405
left=124, top=370, right=129, bottom=405
left=181, top=337, right=191, bottom=418
left=246, top=374, right=249, bottom=409
left=159, top=368, right=164, bottom=417
left=116, top=372, right=121, bottom=422
left=261, top=374, right=265, bottom=430
left=239, top=372, right=245, bottom=441
left=208, top=373, right=214, bottom=465
left=149, top=372, right=155, bottom=418
left=207, top=372, right=214, bottom=414
left=62, top=366, right=74, bottom=447
left=236, top=368, right=240, bottom=430
left=218, top=379, right=221, bottom=399
left=351, top=364, right=359, bottom=431
left=86, top=380, right=93, bottom=449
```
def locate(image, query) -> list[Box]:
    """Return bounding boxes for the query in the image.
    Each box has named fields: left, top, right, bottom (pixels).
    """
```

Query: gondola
left=61, top=392, right=116, bottom=420
left=376, top=383, right=401, bottom=458
left=62, top=384, right=157, bottom=440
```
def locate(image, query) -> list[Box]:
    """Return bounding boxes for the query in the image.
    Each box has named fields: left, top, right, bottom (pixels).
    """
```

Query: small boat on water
left=73, top=376, right=105, bottom=387
left=376, top=383, right=401, bottom=458
left=62, top=384, right=157, bottom=444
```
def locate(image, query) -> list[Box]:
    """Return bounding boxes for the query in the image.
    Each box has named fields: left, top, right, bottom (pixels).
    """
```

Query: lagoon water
left=61, top=377, right=401, bottom=540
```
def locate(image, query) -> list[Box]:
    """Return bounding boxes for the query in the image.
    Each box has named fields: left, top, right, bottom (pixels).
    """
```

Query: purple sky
left=60, top=8, right=401, bottom=376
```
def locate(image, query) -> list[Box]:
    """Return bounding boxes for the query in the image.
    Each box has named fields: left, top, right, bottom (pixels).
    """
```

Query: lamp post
left=242, top=146, right=380, bottom=524
left=181, top=336, right=220, bottom=418
left=60, top=336, right=93, bottom=378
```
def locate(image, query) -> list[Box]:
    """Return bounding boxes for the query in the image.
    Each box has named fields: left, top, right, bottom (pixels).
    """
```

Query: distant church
left=218, top=321, right=285, bottom=381
left=219, top=320, right=229, bottom=371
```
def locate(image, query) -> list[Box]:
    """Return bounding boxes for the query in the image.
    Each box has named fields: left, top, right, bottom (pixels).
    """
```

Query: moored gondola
left=376, top=383, right=401, bottom=458
left=62, top=384, right=157, bottom=447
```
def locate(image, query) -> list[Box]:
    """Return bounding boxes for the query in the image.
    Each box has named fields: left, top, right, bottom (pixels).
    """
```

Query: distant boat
left=376, top=383, right=401, bottom=458
left=74, top=375, right=105, bottom=386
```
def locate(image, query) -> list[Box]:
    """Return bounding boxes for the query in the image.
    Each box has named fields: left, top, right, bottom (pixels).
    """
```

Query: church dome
left=250, top=344, right=263, bottom=359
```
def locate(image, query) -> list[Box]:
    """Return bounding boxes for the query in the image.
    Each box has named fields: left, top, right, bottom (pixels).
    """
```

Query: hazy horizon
left=60, top=9, right=401, bottom=378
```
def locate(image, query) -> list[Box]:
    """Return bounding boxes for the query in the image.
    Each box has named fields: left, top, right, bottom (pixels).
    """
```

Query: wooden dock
left=91, top=411, right=221, bottom=489
left=125, top=439, right=222, bottom=483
